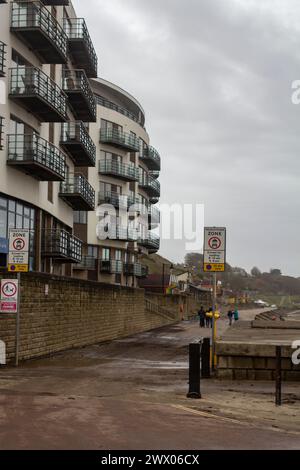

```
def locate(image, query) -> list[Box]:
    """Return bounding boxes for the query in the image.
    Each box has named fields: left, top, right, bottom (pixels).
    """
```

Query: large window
left=0, top=195, right=35, bottom=270
left=74, top=211, right=87, bottom=224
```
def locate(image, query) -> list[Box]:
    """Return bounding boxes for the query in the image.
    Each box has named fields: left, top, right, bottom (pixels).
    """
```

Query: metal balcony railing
left=7, top=134, right=65, bottom=181
left=100, top=129, right=140, bottom=152
left=59, top=174, right=95, bottom=211
left=95, top=94, right=145, bottom=128
left=148, top=206, right=161, bottom=225
left=0, top=117, right=3, bottom=151
left=124, top=263, right=149, bottom=278
left=100, top=260, right=123, bottom=274
left=140, top=145, right=161, bottom=171
left=40, top=1, right=69, bottom=5
left=11, top=1, right=67, bottom=64
left=73, top=255, right=96, bottom=270
left=9, top=66, right=67, bottom=122
left=42, top=229, right=82, bottom=263
left=62, top=69, right=96, bottom=122
left=0, top=41, right=6, bottom=77
left=139, top=174, right=161, bottom=198
left=60, top=122, right=96, bottom=167
left=64, top=18, right=98, bottom=78
left=138, top=232, right=160, bottom=252
left=99, top=160, right=139, bottom=182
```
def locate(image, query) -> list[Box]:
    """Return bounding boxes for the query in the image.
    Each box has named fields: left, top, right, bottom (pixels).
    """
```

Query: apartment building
left=0, top=0, right=161, bottom=286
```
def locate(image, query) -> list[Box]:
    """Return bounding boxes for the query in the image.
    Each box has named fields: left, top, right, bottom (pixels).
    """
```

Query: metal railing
left=95, top=94, right=145, bottom=128
left=11, top=1, right=67, bottom=61
left=9, top=66, right=67, bottom=120
left=140, top=145, right=161, bottom=170
left=99, top=160, right=139, bottom=181
left=139, top=173, right=161, bottom=197
left=149, top=206, right=161, bottom=224
left=64, top=18, right=98, bottom=77
left=61, top=122, right=96, bottom=166
left=7, top=134, right=65, bottom=179
left=74, top=255, right=96, bottom=270
left=138, top=232, right=160, bottom=250
left=0, top=41, right=6, bottom=76
left=60, top=174, right=95, bottom=209
left=62, top=69, right=96, bottom=120
left=124, top=263, right=149, bottom=278
left=100, top=260, right=123, bottom=274
left=0, top=117, right=3, bottom=150
left=100, top=129, right=140, bottom=152
left=40, top=1, right=69, bottom=5
left=42, top=229, right=82, bottom=263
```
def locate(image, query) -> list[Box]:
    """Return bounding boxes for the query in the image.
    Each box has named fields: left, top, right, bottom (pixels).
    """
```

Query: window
left=115, top=250, right=122, bottom=261
left=0, top=195, right=35, bottom=270
left=100, top=150, right=122, bottom=165
left=101, top=119, right=122, bottom=133
left=74, top=211, right=87, bottom=224
left=102, top=248, right=110, bottom=261
left=88, top=245, right=98, bottom=258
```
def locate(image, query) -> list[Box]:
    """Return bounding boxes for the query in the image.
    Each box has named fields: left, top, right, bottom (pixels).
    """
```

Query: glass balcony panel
left=7, top=133, right=65, bottom=181
left=60, top=122, right=96, bottom=167
left=99, top=160, right=139, bottom=182
left=100, top=129, right=140, bottom=152
left=9, top=66, right=67, bottom=122
left=11, top=1, right=67, bottom=64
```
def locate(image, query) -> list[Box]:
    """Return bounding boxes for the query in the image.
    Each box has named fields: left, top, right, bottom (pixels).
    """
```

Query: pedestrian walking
left=198, top=306, right=205, bottom=328
left=234, top=308, right=239, bottom=322
left=227, top=309, right=233, bottom=326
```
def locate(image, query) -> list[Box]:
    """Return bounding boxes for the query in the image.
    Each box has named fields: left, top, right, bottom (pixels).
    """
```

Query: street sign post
left=8, top=229, right=30, bottom=273
left=203, top=227, right=227, bottom=370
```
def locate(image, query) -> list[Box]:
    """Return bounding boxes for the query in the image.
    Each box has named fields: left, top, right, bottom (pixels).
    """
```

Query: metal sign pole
left=15, top=272, right=21, bottom=367
left=211, top=272, right=217, bottom=371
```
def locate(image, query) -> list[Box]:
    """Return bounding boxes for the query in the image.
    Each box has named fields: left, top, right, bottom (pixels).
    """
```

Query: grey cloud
left=73, top=0, right=300, bottom=275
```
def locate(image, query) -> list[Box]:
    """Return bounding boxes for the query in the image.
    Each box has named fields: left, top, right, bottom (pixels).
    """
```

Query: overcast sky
left=73, top=0, right=300, bottom=276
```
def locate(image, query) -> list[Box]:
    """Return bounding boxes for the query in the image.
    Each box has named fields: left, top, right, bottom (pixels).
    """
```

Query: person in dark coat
left=198, top=306, right=205, bottom=328
left=227, top=309, right=233, bottom=326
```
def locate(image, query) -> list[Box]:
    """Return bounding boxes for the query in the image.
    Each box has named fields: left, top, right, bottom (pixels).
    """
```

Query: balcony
left=40, top=1, right=69, bottom=4
left=63, top=69, right=96, bottom=122
left=0, top=42, right=6, bottom=77
left=42, top=229, right=82, bottom=263
left=11, top=1, right=67, bottom=64
left=99, top=160, right=139, bottom=182
left=100, top=260, right=123, bottom=274
left=0, top=117, right=3, bottom=150
left=148, top=206, right=160, bottom=228
left=139, top=174, right=161, bottom=198
left=60, top=122, right=96, bottom=167
left=73, top=256, right=96, bottom=271
left=101, top=226, right=138, bottom=242
left=7, top=134, right=65, bottom=181
left=9, top=67, right=67, bottom=122
left=138, top=232, right=160, bottom=253
left=64, top=18, right=98, bottom=78
left=59, top=174, right=95, bottom=211
left=100, top=129, right=140, bottom=152
left=140, top=146, right=161, bottom=171
left=124, top=263, right=148, bottom=278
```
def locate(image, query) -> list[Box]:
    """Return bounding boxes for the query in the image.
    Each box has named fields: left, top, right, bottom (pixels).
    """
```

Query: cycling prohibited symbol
left=0, top=279, right=19, bottom=313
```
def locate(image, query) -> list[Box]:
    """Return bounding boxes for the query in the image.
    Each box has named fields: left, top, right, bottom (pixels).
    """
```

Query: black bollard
left=201, top=337, right=211, bottom=378
left=187, top=341, right=202, bottom=399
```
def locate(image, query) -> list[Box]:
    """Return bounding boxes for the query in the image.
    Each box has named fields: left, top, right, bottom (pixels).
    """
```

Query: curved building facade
left=0, top=1, right=161, bottom=286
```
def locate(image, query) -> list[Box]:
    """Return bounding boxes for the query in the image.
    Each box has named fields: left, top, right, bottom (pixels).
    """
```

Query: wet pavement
left=0, top=311, right=300, bottom=450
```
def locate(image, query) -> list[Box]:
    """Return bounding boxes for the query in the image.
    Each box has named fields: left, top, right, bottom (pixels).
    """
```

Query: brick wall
left=0, top=273, right=180, bottom=363
left=216, top=342, right=300, bottom=381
